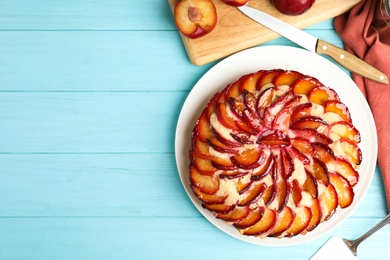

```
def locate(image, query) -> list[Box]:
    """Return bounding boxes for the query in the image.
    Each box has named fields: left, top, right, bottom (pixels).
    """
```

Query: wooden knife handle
left=316, top=39, right=388, bottom=85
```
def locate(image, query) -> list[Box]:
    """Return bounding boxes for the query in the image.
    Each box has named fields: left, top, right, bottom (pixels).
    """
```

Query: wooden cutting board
left=168, top=0, right=361, bottom=66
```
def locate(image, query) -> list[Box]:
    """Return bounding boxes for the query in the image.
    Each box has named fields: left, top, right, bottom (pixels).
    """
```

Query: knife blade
left=238, top=5, right=388, bottom=85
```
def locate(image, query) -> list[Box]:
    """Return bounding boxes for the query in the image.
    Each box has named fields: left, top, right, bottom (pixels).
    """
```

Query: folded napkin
left=334, top=0, right=390, bottom=211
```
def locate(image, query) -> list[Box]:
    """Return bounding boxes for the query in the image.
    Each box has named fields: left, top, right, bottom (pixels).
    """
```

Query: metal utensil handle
left=345, top=213, right=390, bottom=253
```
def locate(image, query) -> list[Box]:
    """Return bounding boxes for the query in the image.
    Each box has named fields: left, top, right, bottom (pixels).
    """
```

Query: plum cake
left=189, top=69, right=361, bottom=238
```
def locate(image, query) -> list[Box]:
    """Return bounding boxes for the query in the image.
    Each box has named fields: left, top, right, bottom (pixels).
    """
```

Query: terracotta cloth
left=334, top=0, right=390, bottom=211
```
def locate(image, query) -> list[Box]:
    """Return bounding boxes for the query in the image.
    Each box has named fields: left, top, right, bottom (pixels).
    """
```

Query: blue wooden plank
left=0, top=154, right=198, bottom=217
left=0, top=0, right=174, bottom=30
left=0, top=92, right=188, bottom=153
left=0, top=30, right=344, bottom=91
left=0, top=31, right=213, bottom=91
left=0, top=1, right=335, bottom=31
left=0, top=216, right=388, bottom=259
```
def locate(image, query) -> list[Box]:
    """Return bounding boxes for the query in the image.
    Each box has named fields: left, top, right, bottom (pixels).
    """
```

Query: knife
left=238, top=5, right=389, bottom=85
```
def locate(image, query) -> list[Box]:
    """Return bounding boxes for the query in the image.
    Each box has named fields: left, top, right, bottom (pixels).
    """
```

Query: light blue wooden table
left=0, top=1, right=389, bottom=259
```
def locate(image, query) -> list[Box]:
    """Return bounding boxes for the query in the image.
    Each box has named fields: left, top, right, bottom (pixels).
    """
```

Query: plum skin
left=273, top=0, right=316, bottom=16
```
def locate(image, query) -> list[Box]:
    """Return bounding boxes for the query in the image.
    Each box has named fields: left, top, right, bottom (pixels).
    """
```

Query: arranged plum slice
left=190, top=166, right=219, bottom=194
left=244, top=90, right=258, bottom=114
left=291, top=129, right=333, bottom=146
left=192, top=134, right=213, bottom=159
left=334, top=158, right=359, bottom=186
left=312, top=142, right=335, bottom=163
left=192, top=185, right=227, bottom=205
left=251, top=153, right=274, bottom=181
left=216, top=206, right=250, bottom=222
left=238, top=182, right=267, bottom=206
left=292, top=76, right=322, bottom=95
left=190, top=149, right=218, bottom=175
left=212, top=127, right=242, bottom=148
left=237, top=178, right=253, bottom=194
left=219, top=170, right=249, bottom=180
left=285, top=206, right=312, bottom=237
left=257, top=129, right=291, bottom=148
left=337, top=138, right=362, bottom=165
left=268, top=206, right=295, bottom=237
left=308, top=86, right=339, bottom=106
left=291, top=116, right=328, bottom=130
left=306, top=199, right=322, bottom=232
left=290, top=102, right=313, bottom=125
left=273, top=70, right=303, bottom=87
left=231, top=148, right=263, bottom=169
left=240, top=70, right=265, bottom=93
left=230, top=132, right=254, bottom=144
left=207, top=137, right=238, bottom=154
left=225, top=77, right=244, bottom=101
left=327, top=121, right=361, bottom=143
left=203, top=203, right=236, bottom=214
left=305, top=158, right=330, bottom=186
left=302, top=170, right=319, bottom=199
left=263, top=183, right=276, bottom=206
left=273, top=180, right=291, bottom=213
left=290, top=179, right=303, bottom=206
left=257, top=69, right=282, bottom=88
left=242, top=109, right=264, bottom=133
left=324, top=100, right=352, bottom=123
left=318, top=184, right=338, bottom=221
left=195, top=112, right=214, bottom=142
left=234, top=207, right=264, bottom=229
left=264, top=91, right=295, bottom=124
left=211, top=156, right=236, bottom=171
left=272, top=107, right=293, bottom=132
left=281, top=149, right=294, bottom=179
left=215, top=102, right=241, bottom=132
left=287, top=146, right=310, bottom=165
left=329, top=172, right=354, bottom=208
left=291, top=138, right=314, bottom=158
left=240, top=207, right=277, bottom=236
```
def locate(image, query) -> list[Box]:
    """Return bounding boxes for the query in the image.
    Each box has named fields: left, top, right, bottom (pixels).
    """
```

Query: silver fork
left=343, top=213, right=390, bottom=256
